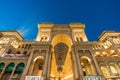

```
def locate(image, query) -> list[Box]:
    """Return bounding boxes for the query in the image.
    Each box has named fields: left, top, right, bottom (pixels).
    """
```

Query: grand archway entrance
left=51, top=34, right=73, bottom=80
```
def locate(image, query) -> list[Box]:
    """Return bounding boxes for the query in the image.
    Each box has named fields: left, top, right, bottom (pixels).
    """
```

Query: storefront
left=84, top=76, right=103, bottom=80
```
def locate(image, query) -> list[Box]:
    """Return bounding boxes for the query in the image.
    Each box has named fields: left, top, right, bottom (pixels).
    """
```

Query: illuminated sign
left=84, top=76, right=102, bottom=80
left=25, top=76, right=42, bottom=80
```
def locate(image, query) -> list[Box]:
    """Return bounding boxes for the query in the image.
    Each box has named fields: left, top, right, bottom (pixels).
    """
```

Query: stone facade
left=0, top=23, right=120, bottom=80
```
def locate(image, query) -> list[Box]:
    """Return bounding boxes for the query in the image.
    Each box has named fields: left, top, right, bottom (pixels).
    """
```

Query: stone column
left=20, top=51, right=34, bottom=80
left=90, top=51, right=102, bottom=75
left=42, top=51, right=49, bottom=80
left=29, top=61, right=35, bottom=75
left=9, top=65, right=17, bottom=79
left=47, top=51, right=52, bottom=80
left=75, top=51, right=84, bottom=80
left=71, top=50, right=79, bottom=80
left=72, top=46, right=83, bottom=80
left=70, top=52, right=75, bottom=80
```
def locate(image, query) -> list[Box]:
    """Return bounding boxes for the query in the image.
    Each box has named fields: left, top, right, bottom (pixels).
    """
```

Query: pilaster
left=47, top=51, right=52, bottom=80
left=75, top=51, right=84, bottom=80
left=71, top=51, right=79, bottom=80
left=9, top=65, right=17, bottom=80
left=42, top=51, right=49, bottom=80
left=91, top=51, right=102, bottom=75
left=0, top=65, right=7, bottom=79
left=20, top=51, right=34, bottom=80
left=72, top=46, right=83, bottom=80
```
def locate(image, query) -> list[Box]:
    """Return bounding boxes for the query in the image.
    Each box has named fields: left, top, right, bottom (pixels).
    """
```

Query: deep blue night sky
left=0, top=0, right=120, bottom=41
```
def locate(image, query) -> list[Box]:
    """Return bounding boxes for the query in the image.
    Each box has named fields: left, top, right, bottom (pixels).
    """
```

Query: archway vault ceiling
left=51, top=34, right=73, bottom=79
left=54, top=42, right=68, bottom=66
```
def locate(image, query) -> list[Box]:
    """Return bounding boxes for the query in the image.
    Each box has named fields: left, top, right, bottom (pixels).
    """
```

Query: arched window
left=76, top=37, right=79, bottom=42
left=6, top=63, right=15, bottom=73
left=1, top=63, right=15, bottom=80
left=23, top=51, right=27, bottom=57
left=79, top=37, right=83, bottom=41
left=32, top=56, right=44, bottom=76
left=13, top=63, right=25, bottom=79
left=15, top=63, right=25, bottom=73
left=41, top=37, right=43, bottom=41
left=110, top=66, right=118, bottom=76
left=16, top=51, right=20, bottom=54
left=109, top=63, right=119, bottom=76
left=113, top=38, right=120, bottom=44
left=75, top=36, right=83, bottom=42
left=28, top=44, right=31, bottom=49
left=22, top=44, right=25, bottom=49
left=25, top=44, right=28, bottom=49
left=99, top=63, right=110, bottom=77
left=7, top=49, right=11, bottom=54
left=80, top=56, right=95, bottom=76
left=0, top=63, right=5, bottom=72
left=23, top=51, right=27, bottom=55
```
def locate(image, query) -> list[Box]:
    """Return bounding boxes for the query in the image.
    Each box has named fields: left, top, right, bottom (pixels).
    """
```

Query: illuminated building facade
left=0, top=23, right=120, bottom=80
